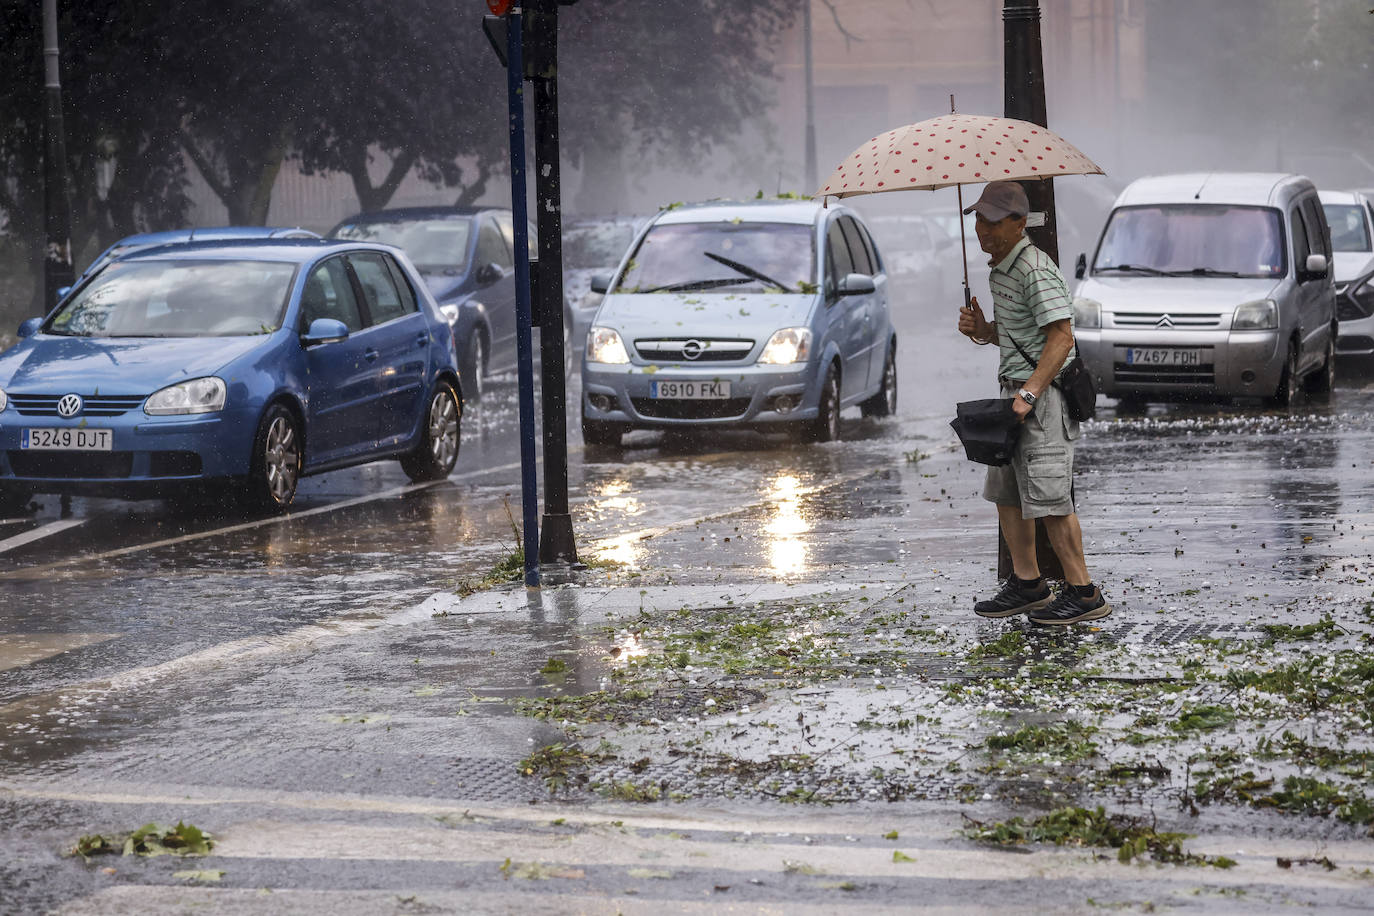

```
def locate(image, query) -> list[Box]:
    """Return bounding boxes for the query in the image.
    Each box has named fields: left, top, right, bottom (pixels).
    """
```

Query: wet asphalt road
left=3, top=285, right=1374, bottom=912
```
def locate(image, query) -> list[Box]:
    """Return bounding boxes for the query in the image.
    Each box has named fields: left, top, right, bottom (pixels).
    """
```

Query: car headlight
left=586, top=327, right=629, bottom=364
left=1232, top=298, right=1278, bottom=330
left=0, top=389, right=7, bottom=412
left=144, top=377, right=226, bottom=415
left=1072, top=297, right=1101, bottom=329
left=757, top=327, right=812, bottom=365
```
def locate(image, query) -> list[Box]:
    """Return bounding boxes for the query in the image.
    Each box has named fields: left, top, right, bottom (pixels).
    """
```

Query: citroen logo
left=1155, top=315, right=1175, bottom=329
left=681, top=339, right=705, bottom=360
left=56, top=394, right=83, bottom=418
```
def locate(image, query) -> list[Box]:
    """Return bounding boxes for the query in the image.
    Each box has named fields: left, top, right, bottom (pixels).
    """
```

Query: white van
left=1072, top=173, right=1337, bottom=406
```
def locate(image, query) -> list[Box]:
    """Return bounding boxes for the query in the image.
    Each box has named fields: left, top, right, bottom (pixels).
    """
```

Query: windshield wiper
left=1165, top=267, right=1245, bottom=278
left=1094, top=264, right=1169, bottom=276
left=703, top=251, right=794, bottom=292
left=642, top=277, right=751, bottom=293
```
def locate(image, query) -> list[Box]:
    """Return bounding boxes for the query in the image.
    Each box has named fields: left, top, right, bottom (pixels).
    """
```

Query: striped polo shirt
left=989, top=236, right=1074, bottom=380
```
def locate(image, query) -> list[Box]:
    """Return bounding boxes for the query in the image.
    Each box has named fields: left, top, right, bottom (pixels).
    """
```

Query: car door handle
left=415, top=332, right=428, bottom=349
left=364, top=348, right=379, bottom=362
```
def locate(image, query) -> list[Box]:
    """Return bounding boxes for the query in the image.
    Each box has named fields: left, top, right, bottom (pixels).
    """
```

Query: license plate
left=21, top=428, right=113, bottom=451
left=650, top=379, right=731, bottom=399
left=1124, top=347, right=1209, bottom=367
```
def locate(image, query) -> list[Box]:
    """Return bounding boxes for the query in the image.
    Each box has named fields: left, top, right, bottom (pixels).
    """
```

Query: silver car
left=1319, top=189, right=1374, bottom=359
left=580, top=200, right=897, bottom=446
left=1072, top=172, right=1337, bottom=406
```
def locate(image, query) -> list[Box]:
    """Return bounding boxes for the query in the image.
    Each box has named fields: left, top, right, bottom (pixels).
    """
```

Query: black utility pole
left=1003, top=0, right=1059, bottom=266
left=1001, top=0, right=1064, bottom=582
left=41, top=0, right=74, bottom=308
left=528, top=0, right=576, bottom=565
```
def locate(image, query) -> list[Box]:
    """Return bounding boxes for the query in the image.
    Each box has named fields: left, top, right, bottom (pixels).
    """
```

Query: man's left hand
left=1012, top=395, right=1034, bottom=423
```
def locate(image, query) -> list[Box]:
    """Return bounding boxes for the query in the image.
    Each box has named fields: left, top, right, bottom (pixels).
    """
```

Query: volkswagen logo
left=1154, top=314, right=1175, bottom=329
left=681, top=339, right=705, bottom=360
left=56, top=394, right=84, bottom=418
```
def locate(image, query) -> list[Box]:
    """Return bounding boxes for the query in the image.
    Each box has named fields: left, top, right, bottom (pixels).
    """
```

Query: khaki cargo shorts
left=983, top=381, right=1081, bottom=519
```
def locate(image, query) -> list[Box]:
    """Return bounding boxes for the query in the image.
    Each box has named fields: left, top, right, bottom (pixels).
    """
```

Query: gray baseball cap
left=962, top=181, right=1030, bottom=221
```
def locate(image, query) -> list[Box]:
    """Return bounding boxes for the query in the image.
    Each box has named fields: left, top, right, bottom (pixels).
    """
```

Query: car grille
left=8, top=451, right=134, bottom=479
left=1337, top=335, right=1374, bottom=352
left=1336, top=286, right=1371, bottom=321
left=7, top=394, right=147, bottom=417
left=631, top=397, right=752, bottom=420
left=633, top=339, right=754, bottom=362
left=1109, top=312, right=1224, bottom=329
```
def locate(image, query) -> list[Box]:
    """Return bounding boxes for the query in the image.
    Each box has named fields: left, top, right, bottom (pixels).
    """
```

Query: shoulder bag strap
left=997, top=244, right=1077, bottom=386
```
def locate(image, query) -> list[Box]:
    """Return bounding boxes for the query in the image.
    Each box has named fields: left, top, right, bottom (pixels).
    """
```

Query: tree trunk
left=346, top=146, right=417, bottom=213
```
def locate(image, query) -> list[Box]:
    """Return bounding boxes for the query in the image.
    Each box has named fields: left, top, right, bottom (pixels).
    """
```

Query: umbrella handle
left=956, top=183, right=971, bottom=309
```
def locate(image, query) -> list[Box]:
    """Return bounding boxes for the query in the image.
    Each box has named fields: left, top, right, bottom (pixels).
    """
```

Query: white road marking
left=0, top=519, right=85, bottom=555
left=0, top=460, right=525, bottom=579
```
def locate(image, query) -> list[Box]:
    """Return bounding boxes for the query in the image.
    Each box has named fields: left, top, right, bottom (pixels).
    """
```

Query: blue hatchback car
left=0, top=239, right=463, bottom=511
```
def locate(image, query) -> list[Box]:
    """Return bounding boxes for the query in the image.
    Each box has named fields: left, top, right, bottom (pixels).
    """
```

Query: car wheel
left=581, top=412, right=624, bottom=448
left=245, top=404, right=301, bottom=512
left=401, top=380, right=462, bottom=482
left=860, top=342, right=897, bottom=418
left=462, top=333, right=486, bottom=404
left=805, top=364, right=841, bottom=442
left=1265, top=340, right=1301, bottom=408
left=1304, top=332, right=1336, bottom=399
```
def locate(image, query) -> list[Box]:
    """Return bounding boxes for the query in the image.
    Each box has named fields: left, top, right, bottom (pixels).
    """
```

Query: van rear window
left=1093, top=205, right=1285, bottom=279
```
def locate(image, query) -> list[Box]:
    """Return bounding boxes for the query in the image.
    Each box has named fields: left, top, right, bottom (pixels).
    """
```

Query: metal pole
left=803, top=0, right=818, bottom=193
left=1001, top=0, right=1064, bottom=582
left=505, top=6, right=541, bottom=587
left=531, top=0, right=577, bottom=566
left=42, top=0, right=74, bottom=308
left=1003, top=0, right=1059, bottom=266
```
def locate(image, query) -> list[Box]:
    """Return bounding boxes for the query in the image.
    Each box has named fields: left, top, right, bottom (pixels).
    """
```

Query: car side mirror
left=589, top=272, right=612, bottom=295
left=17, top=317, right=42, bottom=338
left=301, top=317, right=349, bottom=347
left=1303, top=253, right=1329, bottom=280
left=837, top=273, right=876, bottom=297
left=1075, top=253, right=1087, bottom=280
left=476, top=262, right=503, bottom=287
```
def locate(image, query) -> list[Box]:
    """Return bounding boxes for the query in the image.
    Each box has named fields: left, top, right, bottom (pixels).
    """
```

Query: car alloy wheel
left=1267, top=340, right=1300, bottom=409
left=402, top=381, right=461, bottom=482
left=1305, top=333, right=1335, bottom=398
left=807, top=365, right=840, bottom=442
left=249, top=404, right=300, bottom=511
left=464, top=334, right=486, bottom=404
left=861, top=343, right=897, bottom=418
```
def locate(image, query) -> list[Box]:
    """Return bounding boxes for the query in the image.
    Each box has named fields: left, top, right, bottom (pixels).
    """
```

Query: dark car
left=330, top=206, right=571, bottom=399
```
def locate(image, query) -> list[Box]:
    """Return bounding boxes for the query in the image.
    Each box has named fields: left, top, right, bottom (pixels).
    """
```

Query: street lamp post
left=1003, top=0, right=1059, bottom=265
left=41, top=0, right=74, bottom=308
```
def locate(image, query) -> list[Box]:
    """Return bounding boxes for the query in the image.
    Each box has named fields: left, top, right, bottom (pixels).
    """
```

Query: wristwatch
left=1016, top=388, right=1037, bottom=406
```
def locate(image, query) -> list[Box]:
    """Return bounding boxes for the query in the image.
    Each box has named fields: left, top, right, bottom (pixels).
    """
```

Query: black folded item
left=950, top=398, right=1022, bottom=466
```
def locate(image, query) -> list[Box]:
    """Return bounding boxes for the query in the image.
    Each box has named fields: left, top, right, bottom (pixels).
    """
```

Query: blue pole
left=505, top=8, right=540, bottom=588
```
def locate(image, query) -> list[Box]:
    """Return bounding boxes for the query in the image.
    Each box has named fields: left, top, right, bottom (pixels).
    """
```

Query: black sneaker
left=974, top=577, right=1053, bottom=618
left=1028, top=585, right=1111, bottom=626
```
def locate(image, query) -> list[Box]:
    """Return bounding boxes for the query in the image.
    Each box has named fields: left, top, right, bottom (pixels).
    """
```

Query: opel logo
left=681, top=339, right=705, bottom=360
left=1155, top=315, right=1175, bottom=329
left=56, top=394, right=83, bottom=418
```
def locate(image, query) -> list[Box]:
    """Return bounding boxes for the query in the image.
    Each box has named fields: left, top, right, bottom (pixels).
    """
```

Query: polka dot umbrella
left=815, top=113, right=1104, bottom=305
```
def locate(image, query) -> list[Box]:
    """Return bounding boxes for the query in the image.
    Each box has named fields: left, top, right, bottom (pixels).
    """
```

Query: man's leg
left=1042, top=512, right=1090, bottom=586
left=998, top=504, right=1039, bottom=579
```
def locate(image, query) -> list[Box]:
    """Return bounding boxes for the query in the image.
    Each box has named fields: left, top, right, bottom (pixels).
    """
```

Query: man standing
left=955, top=181, right=1110, bottom=625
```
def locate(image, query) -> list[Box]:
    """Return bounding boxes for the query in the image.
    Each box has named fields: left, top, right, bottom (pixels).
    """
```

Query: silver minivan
left=580, top=199, right=897, bottom=446
left=1072, top=173, right=1337, bottom=406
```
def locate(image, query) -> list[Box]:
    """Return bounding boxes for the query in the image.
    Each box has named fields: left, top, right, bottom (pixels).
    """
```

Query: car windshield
left=1092, top=205, right=1285, bottom=279
left=1322, top=204, right=1371, bottom=252
left=614, top=222, right=814, bottom=293
left=45, top=259, right=297, bottom=338
left=563, top=223, right=637, bottom=271
left=333, top=218, right=472, bottom=274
